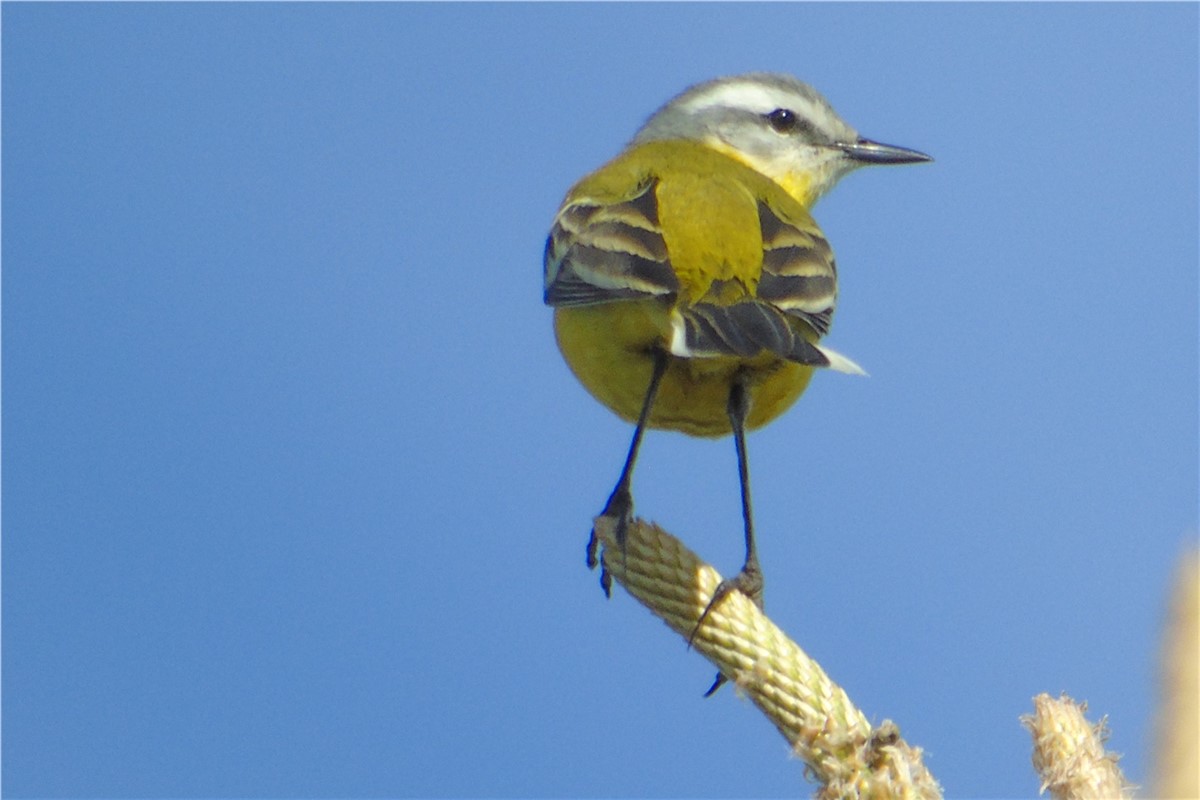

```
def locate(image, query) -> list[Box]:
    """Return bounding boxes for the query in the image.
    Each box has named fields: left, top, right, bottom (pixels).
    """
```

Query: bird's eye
left=766, top=108, right=798, bottom=133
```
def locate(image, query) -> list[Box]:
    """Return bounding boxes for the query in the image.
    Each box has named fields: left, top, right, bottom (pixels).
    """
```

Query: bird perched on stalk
left=543, top=73, right=930, bottom=687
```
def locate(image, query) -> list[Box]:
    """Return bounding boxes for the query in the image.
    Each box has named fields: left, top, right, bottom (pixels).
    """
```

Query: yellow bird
left=544, top=73, right=930, bottom=655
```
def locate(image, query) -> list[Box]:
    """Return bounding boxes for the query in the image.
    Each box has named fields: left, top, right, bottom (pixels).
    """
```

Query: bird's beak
left=840, top=138, right=932, bottom=165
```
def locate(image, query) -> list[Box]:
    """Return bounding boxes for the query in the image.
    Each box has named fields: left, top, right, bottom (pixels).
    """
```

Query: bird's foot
left=586, top=488, right=633, bottom=598
left=688, top=562, right=763, bottom=696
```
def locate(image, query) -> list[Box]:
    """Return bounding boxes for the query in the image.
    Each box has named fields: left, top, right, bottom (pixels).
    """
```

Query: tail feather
left=669, top=301, right=865, bottom=375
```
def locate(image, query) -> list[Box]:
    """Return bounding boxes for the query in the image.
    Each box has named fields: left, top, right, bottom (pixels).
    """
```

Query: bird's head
left=631, top=72, right=931, bottom=207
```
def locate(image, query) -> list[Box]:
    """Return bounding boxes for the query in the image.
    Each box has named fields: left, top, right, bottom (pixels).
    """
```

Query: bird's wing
left=543, top=153, right=861, bottom=374
left=753, top=198, right=837, bottom=338
left=671, top=196, right=861, bottom=374
left=543, top=178, right=679, bottom=307
left=671, top=300, right=862, bottom=374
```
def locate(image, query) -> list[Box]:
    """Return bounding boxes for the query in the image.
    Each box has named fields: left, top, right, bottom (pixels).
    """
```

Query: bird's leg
left=690, top=374, right=763, bottom=695
left=588, top=349, right=669, bottom=596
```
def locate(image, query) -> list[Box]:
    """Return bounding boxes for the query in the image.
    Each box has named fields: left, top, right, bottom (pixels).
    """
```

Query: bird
left=543, top=73, right=930, bottom=682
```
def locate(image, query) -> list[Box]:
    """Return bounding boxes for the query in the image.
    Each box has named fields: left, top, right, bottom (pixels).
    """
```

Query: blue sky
left=3, top=4, right=1196, bottom=798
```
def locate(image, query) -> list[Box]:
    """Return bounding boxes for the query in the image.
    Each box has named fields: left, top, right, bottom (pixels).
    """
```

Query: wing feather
left=543, top=157, right=860, bottom=374
left=755, top=199, right=837, bottom=336
left=544, top=179, right=677, bottom=307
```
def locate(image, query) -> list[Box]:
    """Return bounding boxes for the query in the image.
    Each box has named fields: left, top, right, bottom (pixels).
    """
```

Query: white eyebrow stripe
left=677, top=82, right=836, bottom=129
left=677, top=82, right=789, bottom=114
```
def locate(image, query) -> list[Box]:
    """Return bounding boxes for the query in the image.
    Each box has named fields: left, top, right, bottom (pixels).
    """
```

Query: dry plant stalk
left=1022, top=693, right=1130, bottom=799
left=1151, top=549, right=1199, bottom=799
left=593, top=516, right=941, bottom=799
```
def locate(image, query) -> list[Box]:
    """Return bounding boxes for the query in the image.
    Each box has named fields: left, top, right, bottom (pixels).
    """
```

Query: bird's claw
left=587, top=494, right=633, bottom=598
left=687, top=564, right=764, bottom=696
